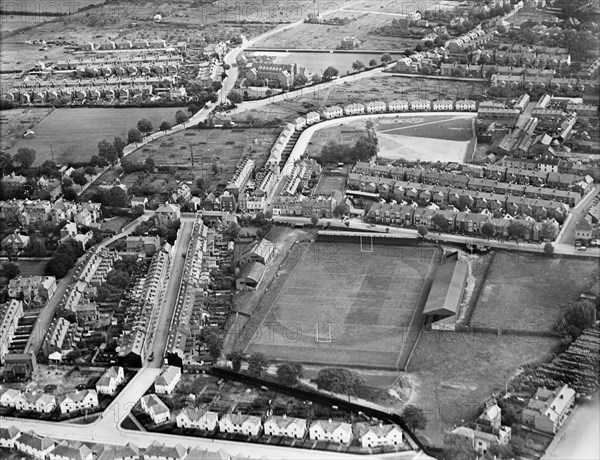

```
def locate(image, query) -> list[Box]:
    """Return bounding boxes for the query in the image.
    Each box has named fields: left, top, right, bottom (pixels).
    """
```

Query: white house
left=306, top=111, right=321, bottom=124
left=322, top=106, right=343, bottom=119
left=140, top=394, right=170, bottom=425
left=264, top=415, right=307, bottom=439
left=59, top=389, right=98, bottom=414
left=410, top=99, right=432, bottom=111
left=144, top=442, right=187, bottom=460
left=387, top=100, right=409, bottom=112
left=175, top=408, right=219, bottom=431
left=219, top=413, right=262, bottom=437
left=344, top=103, right=365, bottom=115
left=455, top=99, right=477, bottom=111
left=154, top=365, right=181, bottom=395
left=359, top=424, right=404, bottom=448
left=0, top=388, right=21, bottom=407
left=309, top=420, right=353, bottom=444
left=15, top=392, right=56, bottom=413
left=294, top=117, right=307, bottom=130
left=364, top=101, right=387, bottom=113
left=0, top=426, right=20, bottom=448
left=96, top=366, right=125, bottom=395
left=49, top=440, right=93, bottom=460
left=15, top=432, right=55, bottom=459
left=433, top=100, right=454, bottom=111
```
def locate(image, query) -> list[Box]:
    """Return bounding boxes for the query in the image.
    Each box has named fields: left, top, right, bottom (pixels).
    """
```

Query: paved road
left=542, top=394, right=600, bottom=460
left=557, top=185, right=599, bottom=246
left=146, top=220, right=194, bottom=368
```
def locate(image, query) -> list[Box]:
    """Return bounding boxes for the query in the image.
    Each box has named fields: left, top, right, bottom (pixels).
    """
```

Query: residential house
left=522, top=385, right=575, bottom=434
left=175, top=408, right=219, bottom=431
left=49, top=441, right=93, bottom=460
left=0, top=426, right=20, bottom=448
left=154, top=365, right=181, bottom=395
left=264, top=415, right=307, bottom=439
left=0, top=388, right=21, bottom=407
left=1, top=232, right=30, bottom=252
left=96, top=366, right=125, bottom=395
left=155, top=203, right=181, bottom=226
left=14, top=432, right=55, bottom=459
left=140, top=394, right=171, bottom=425
left=59, top=389, right=98, bottom=414
left=309, top=420, right=353, bottom=444
left=96, top=443, right=141, bottom=460
left=359, top=424, right=403, bottom=448
left=219, top=413, right=262, bottom=437
left=143, top=442, right=187, bottom=460
left=125, top=236, right=162, bottom=256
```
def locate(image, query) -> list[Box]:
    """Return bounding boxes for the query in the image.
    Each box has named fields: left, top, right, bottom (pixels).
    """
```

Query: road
left=542, top=394, right=600, bottom=460
left=272, top=216, right=600, bottom=258
left=557, top=185, right=599, bottom=246
left=146, top=220, right=194, bottom=367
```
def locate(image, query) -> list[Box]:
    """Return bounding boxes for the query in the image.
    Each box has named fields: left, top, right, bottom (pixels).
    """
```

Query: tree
left=544, top=242, right=554, bottom=256
left=188, top=104, right=200, bottom=115
left=352, top=60, right=365, bottom=71
left=228, top=351, right=244, bottom=372
left=417, top=225, right=428, bottom=238
left=432, top=214, right=449, bottom=232
left=106, top=187, right=129, bottom=208
left=175, top=110, right=189, bottom=125
left=71, top=170, right=87, bottom=186
left=90, top=155, right=109, bottom=168
left=45, top=252, right=74, bottom=278
left=106, top=269, right=130, bottom=289
left=333, top=203, right=350, bottom=218
left=223, top=222, right=240, bottom=240
left=159, top=120, right=172, bottom=132
left=144, top=157, right=156, bottom=172
left=508, top=220, right=528, bottom=240
left=0, top=262, right=20, bottom=281
left=98, top=140, right=118, bottom=165
left=402, top=405, right=427, bottom=432
left=26, top=238, right=46, bottom=257
left=443, top=433, right=477, bottom=460
left=113, top=136, right=126, bottom=158
left=369, top=59, right=378, bottom=66
left=14, top=148, right=36, bottom=169
left=63, top=187, right=77, bottom=201
left=204, top=331, right=222, bottom=360
left=137, top=118, right=153, bottom=135
left=310, top=215, right=319, bottom=227
left=247, top=352, right=270, bottom=378
left=84, top=166, right=97, bottom=177
left=228, top=92, right=243, bottom=105
left=481, top=221, right=495, bottom=239
left=381, top=53, right=392, bottom=63
left=313, top=368, right=364, bottom=396
left=541, top=221, right=557, bottom=241
left=323, top=66, right=339, bottom=80
left=553, top=300, right=596, bottom=338
left=127, top=128, right=143, bottom=145
left=276, top=363, right=304, bottom=387
left=294, top=73, right=308, bottom=86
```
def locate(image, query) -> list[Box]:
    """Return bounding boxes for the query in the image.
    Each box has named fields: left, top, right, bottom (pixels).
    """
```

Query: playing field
left=315, top=174, right=347, bottom=195
left=245, top=242, right=436, bottom=368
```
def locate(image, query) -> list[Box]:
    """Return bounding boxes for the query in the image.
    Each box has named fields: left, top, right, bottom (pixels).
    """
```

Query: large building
left=522, top=385, right=576, bottom=434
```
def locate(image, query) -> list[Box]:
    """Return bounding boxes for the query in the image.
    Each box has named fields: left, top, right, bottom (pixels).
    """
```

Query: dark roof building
left=423, top=259, right=468, bottom=322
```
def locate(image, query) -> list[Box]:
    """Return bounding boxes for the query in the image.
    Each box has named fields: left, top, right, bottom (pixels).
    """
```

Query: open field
left=378, top=134, right=469, bottom=162
left=507, top=5, right=559, bottom=25
left=315, top=174, right=347, bottom=195
left=245, top=241, right=436, bottom=369
left=305, top=121, right=366, bottom=157
left=254, top=10, right=421, bottom=51
left=340, top=0, right=442, bottom=15
left=14, top=260, right=47, bottom=276
left=0, top=106, right=53, bottom=151
left=233, top=75, right=486, bottom=125
left=373, top=115, right=474, bottom=141
left=126, top=126, right=280, bottom=191
left=470, top=253, right=600, bottom=333
left=408, top=332, right=561, bottom=446
left=8, top=107, right=182, bottom=165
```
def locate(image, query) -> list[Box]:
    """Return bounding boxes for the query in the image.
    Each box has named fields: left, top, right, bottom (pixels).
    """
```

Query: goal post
left=360, top=234, right=373, bottom=253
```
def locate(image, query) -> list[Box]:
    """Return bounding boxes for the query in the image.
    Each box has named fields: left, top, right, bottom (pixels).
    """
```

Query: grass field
left=126, top=126, right=279, bottom=192
left=470, top=253, right=600, bottom=333
left=15, top=260, right=46, bottom=276
left=315, top=174, right=347, bottom=195
left=245, top=242, right=435, bottom=368
left=0, top=107, right=52, bottom=152
left=8, top=107, right=183, bottom=165
left=408, top=331, right=560, bottom=446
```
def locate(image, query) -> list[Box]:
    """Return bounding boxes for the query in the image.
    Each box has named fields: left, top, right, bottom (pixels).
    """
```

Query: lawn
left=469, top=252, right=600, bottom=333
left=244, top=242, right=436, bottom=369
left=9, top=107, right=183, bottom=165
left=15, top=260, right=46, bottom=276
left=0, top=107, right=53, bottom=152
left=407, top=331, right=560, bottom=446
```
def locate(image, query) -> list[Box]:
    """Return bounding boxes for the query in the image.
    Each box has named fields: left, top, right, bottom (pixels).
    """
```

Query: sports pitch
left=245, top=242, right=436, bottom=369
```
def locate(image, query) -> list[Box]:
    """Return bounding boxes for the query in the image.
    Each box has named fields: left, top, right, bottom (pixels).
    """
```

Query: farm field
left=253, top=10, right=421, bottom=51
left=8, top=107, right=183, bottom=165
left=0, top=106, right=53, bottom=151
left=470, top=252, right=600, bottom=333
left=233, top=74, right=486, bottom=125
left=126, top=127, right=280, bottom=192
left=407, top=331, right=560, bottom=446
left=245, top=241, right=436, bottom=369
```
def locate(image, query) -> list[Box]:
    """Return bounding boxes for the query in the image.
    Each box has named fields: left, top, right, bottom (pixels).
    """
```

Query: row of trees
left=320, top=134, right=378, bottom=165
